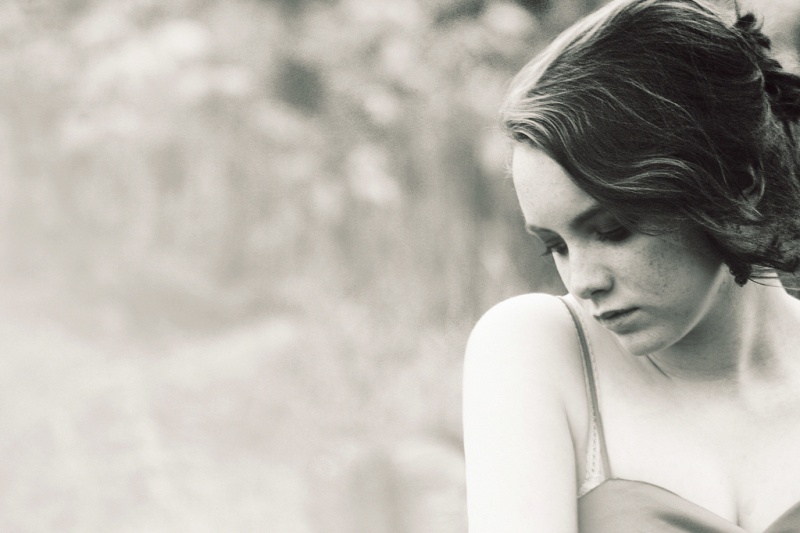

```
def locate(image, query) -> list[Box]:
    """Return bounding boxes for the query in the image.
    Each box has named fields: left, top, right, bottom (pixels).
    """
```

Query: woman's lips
left=594, top=308, right=638, bottom=330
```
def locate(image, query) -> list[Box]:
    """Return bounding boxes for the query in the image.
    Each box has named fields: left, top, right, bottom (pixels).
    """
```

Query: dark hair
left=501, top=0, right=800, bottom=285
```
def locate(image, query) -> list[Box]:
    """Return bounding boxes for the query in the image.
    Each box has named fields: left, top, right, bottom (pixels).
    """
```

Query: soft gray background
left=2, top=0, right=798, bottom=531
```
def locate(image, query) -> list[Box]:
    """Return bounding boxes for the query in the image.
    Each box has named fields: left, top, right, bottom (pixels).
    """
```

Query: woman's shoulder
left=465, top=292, right=586, bottom=379
left=463, top=294, right=590, bottom=530
left=464, top=291, right=591, bottom=442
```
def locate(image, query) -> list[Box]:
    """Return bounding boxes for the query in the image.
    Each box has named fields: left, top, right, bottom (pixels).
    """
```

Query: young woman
left=463, top=1, right=800, bottom=531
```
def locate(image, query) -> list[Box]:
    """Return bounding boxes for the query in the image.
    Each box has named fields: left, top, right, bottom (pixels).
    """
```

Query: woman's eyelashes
left=534, top=224, right=632, bottom=256
left=540, top=240, right=566, bottom=256
left=595, top=224, right=632, bottom=242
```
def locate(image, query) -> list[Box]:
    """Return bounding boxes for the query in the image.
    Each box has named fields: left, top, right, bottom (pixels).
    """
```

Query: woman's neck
left=646, top=276, right=800, bottom=389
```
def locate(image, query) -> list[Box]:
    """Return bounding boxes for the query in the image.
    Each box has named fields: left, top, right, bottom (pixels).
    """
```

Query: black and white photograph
left=5, top=0, right=800, bottom=531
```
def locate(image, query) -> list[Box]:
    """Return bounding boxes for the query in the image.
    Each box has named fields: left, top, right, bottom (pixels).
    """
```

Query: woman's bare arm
left=463, top=293, right=581, bottom=533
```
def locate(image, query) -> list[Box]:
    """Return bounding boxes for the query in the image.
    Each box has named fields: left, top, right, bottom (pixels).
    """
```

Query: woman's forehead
left=511, top=145, right=597, bottom=227
left=512, top=145, right=575, bottom=192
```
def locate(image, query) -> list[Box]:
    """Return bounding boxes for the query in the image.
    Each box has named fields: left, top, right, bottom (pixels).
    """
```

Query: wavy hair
left=501, top=0, right=800, bottom=285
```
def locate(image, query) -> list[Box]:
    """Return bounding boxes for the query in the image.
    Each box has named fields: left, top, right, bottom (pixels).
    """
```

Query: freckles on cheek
left=643, top=236, right=719, bottom=301
left=631, top=240, right=680, bottom=295
left=645, top=263, right=673, bottom=296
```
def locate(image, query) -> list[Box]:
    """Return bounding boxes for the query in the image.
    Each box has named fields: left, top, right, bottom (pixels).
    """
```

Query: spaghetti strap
left=557, top=296, right=611, bottom=496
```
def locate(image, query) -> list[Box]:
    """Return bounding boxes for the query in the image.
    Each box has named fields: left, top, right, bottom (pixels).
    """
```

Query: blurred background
left=2, top=0, right=799, bottom=531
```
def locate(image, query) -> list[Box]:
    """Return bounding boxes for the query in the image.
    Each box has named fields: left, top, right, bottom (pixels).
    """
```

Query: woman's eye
left=541, top=241, right=567, bottom=256
left=596, top=225, right=631, bottom=242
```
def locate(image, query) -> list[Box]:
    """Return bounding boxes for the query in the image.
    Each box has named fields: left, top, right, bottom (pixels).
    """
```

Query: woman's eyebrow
left=524, top=203, right=605, bottom=235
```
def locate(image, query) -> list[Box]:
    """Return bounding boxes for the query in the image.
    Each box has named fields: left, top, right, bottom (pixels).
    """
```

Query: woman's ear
left=737, top=165, right=766, bottom=220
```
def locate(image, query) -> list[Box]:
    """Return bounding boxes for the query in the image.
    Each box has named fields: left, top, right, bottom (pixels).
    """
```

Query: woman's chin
left=611, top=330, right=669, bottom=357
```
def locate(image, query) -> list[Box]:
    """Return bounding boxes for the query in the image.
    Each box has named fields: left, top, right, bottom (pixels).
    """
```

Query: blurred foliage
left=0, top=0, right=603, bottom=344
left=2, top=0, right=799, bottom=530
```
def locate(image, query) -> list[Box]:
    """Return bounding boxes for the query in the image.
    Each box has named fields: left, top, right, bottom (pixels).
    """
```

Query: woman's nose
left=560, top=250, right=613, bottom=300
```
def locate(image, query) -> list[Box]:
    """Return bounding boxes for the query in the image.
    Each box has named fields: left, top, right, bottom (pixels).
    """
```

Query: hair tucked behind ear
left=501, top=0, right=800, bottom=285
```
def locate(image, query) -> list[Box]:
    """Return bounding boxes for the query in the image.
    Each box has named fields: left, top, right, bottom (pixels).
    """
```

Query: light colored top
left=559, top=296, right=800, bottom=532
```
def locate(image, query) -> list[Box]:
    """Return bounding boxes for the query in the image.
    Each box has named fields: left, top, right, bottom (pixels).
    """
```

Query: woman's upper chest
left=597, top=348, right=800, bottom=532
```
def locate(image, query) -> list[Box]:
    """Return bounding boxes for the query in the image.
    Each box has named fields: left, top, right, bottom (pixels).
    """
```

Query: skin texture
left=463, top=292, right=585, bottom=533
left=513, top=144, right=744, bottom=360
left=462, top=143, right=800, bottom=532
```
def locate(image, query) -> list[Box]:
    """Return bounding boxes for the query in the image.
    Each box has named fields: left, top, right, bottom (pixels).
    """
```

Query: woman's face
left=512, top=145, right=732, bottom=355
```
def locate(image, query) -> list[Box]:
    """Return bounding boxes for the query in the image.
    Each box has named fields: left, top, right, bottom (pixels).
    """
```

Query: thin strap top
left=558, top=296, right=611, bottom=496
left=557, top=295, right=800, bottom=532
